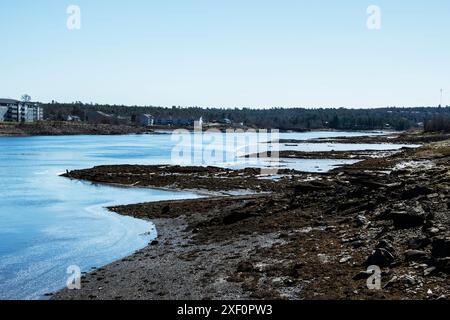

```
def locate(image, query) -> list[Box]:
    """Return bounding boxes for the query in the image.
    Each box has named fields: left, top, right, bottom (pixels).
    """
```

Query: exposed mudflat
left=249, top=149, right=404, bottom=160
left=61, top=165, right=316, bottom=193
left=53, top=133, right=450, bottom=300
left=276, top=132, right=450, bottom=145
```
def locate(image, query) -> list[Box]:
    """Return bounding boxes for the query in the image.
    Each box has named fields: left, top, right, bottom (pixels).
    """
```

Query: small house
left=137, top=114, right=155, bottom=127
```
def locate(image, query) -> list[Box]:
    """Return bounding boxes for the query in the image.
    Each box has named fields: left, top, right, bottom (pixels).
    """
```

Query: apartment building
left=0, top=99, right=44, bottom=122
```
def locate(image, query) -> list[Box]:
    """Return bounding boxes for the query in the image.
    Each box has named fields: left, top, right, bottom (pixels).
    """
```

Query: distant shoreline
left=0, top=122, right=156, bottom=137
left=0, top=121, right=395, bottom=137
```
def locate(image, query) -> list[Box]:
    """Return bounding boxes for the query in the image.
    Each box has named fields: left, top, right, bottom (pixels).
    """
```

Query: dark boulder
left=407, top=237, right=431, bottom=250
left=366, top=248, right=395, bottom=267
left=237, top=261, right=255, bottom=273
left=404, top=250, right=429, bottom=262
left=376, top=239, right=396, bottom=253
left=290, top=182, right=331, bottom=195
left=288, top=262, right=304, bottom=278
left=431, top=238, right=450, bottom=258
left=400, top=186, right=433, bottom=200
left=435, top=258, right=450, bottom=273
left=391, top=209, right=426, bottom=229
left=222, top=212, right=254, bottom=225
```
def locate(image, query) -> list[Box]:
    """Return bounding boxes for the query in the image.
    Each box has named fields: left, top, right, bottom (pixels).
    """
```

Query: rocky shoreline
left=52, top=133, right=450, bottom=300
left=0, top=122, right=157, bottom=136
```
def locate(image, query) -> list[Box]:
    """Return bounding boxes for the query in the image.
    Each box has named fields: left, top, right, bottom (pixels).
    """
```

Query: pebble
left=424, top=266, right=437, bottom=276
left=383, top=276, right=398, bottom=289
left=317, top=254, right=330, bottom=264
left=355, top=215, right=368, bottom=227
left=429, top=228, right=440, bottom=235
left=401, top=275, right=417, bottom=287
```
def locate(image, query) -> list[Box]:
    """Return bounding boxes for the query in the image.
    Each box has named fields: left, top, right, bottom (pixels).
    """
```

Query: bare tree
left=21, top=94, right=32, bottom=103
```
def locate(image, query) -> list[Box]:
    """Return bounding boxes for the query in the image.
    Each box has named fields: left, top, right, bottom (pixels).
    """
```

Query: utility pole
left=440, top=88, right=443, bottom=107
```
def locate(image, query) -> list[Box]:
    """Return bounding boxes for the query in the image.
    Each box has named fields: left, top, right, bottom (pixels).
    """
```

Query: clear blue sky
left=1, top=0, right=449, bottom=108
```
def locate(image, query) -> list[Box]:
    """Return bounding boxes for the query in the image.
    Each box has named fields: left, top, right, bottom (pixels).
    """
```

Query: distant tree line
left=424, top=115, right=450, bottom=133
left=41, top=101, right=450, bottom=131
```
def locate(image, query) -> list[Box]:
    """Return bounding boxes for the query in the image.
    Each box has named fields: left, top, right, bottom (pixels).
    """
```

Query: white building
left=0, top=99, right=43, bottom=122
left=137, top=114, right=155, bottom=127
left=0, top=106, right=8, bottom=122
